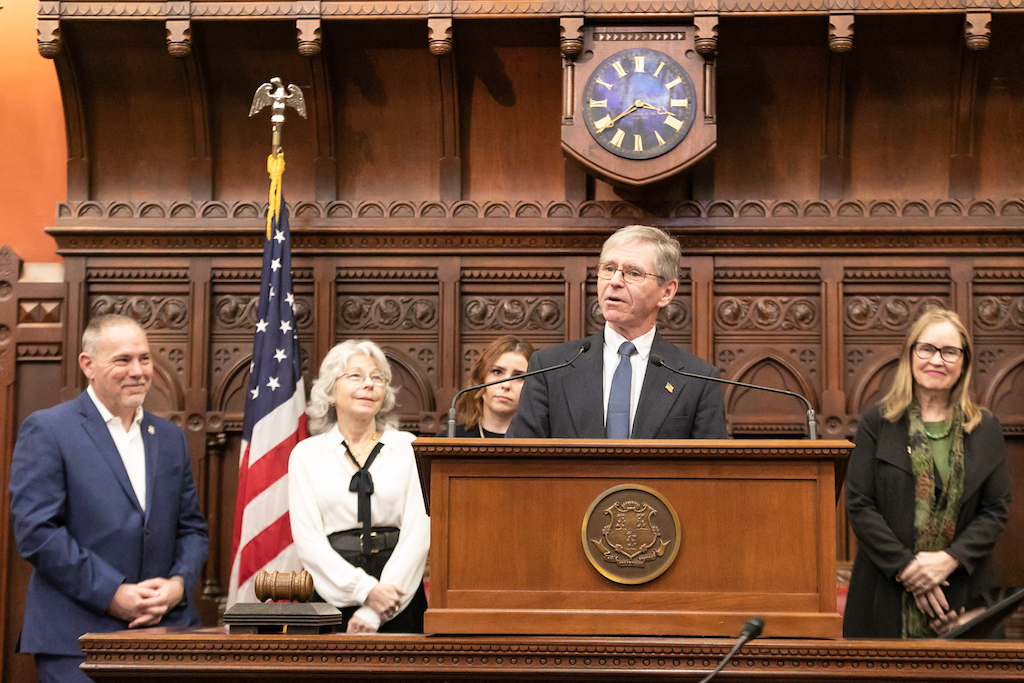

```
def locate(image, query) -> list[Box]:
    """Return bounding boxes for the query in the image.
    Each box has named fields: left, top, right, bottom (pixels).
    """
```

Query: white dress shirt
left=602, top=323, right=657, bottom=435
left=87, top=385, right=146, bottom=511
left=288, top=426, right=430, bottom=630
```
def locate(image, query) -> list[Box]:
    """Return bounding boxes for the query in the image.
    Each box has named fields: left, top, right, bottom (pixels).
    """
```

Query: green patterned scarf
left=901, top=400, right=965, bottom=638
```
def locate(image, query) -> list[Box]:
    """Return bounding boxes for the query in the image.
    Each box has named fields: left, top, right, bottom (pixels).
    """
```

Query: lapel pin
left=148, top=425, right=155, bottom=435
left=665, top=383, right=674, bottom=393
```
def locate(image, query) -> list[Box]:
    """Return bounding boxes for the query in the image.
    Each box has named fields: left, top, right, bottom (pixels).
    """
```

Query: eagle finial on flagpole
left=250, top=77, right=307, bottom=237
left=249, top=77, right=307, bottom=156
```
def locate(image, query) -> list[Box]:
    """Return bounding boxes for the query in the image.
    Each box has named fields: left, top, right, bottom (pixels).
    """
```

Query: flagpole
left=227, top=78, right=310, bottom=606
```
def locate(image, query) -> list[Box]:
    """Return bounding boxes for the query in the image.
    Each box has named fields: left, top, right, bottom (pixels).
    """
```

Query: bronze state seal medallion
left=582, top=484, right=681, bottom=584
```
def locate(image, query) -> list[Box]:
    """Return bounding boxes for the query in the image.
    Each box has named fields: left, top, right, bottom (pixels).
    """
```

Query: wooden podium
left=414, top=438, right=852, bottom=639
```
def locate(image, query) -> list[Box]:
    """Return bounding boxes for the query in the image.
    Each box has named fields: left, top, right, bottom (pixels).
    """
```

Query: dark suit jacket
left=9, top=391, right=209, bottom=656
left=844, top=406, right=1011, bottom=638
left=506, top=330, right=728, bottom=439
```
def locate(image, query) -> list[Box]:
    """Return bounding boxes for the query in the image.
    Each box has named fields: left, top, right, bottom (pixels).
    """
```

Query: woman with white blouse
left=288, top=340, right=429, bottom=634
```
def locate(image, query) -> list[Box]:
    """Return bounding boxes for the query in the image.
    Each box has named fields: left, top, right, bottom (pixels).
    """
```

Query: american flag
left=227, top=192, right=308, bottom=605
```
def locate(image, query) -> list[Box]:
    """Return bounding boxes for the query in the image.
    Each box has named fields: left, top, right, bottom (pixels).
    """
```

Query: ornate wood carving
left=42, top=1, right=1024, bottom=18
left=843, top=296, right=947, bottom=331
left=828, top=14, right=854, bottom=53
left=165, top=18, right=190, bottom=57
left=296, top=18, right=321, bottom=57
left=965, top=12, right=991, bottom=51
left=715, top=297, right=818, bottom=331
left=427, top=16, right=452, bottom=56
left=51, top=197, right=1024, bottom=223
left=78, top=631, right=1024, bottom=682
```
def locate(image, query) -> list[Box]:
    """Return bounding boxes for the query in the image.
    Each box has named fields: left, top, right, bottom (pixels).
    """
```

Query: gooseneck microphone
left=649, top=354, right=818, bottom=439
left=698, top=616, right=766, bottom=683
left=446, top=340, right=592, bottom=437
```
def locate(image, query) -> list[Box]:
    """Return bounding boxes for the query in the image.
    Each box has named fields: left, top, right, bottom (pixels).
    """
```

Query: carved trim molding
left=462, top=269, right=564, bottom=280
left=845, top=268, right=951, bottom=281
left=336, top=269, right=438, bottom=281
left=48, top=229, right=1024, bottom=257
left=16, top=344, right=62, bottom=361
left=715, top=268, right=820, bottom=281
left=53, top=198, right=1024, bottom=222
left=45, top=0, right=1024, bottom=19
left=87, top=267, right=190, bottom=281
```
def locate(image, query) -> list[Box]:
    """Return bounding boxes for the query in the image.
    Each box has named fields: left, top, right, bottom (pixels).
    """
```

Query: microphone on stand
left=698, top=616, right=766, bottom=683
left=649, top=354, right=818, bottom=439
left=446, top=340, right=592, bottom=437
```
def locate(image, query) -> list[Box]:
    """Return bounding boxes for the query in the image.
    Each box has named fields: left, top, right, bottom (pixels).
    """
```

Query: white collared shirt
left=87, top=385, right=146, bottom=511
left=288, top=426, right=430, bottom=630
left=602, top=323, right=657, bottom=434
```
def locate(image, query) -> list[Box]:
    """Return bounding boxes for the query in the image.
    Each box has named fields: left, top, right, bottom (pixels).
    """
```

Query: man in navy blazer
left=9, top=314, right=208, bottom=682
left=508, top=225, right=727, bottom=439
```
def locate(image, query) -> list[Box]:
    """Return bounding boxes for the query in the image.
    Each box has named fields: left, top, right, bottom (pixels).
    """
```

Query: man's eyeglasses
left=596, top=262, right=665, bottom=285
left=342, top=371, right=386, bottom=386
left=913, top=343, right=964, bottom=363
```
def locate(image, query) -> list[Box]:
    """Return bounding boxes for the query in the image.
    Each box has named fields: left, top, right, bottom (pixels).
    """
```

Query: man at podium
left=508, top=225, right=727, bottom=439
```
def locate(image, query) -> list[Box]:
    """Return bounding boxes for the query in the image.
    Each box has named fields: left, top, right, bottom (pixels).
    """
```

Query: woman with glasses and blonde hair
left=446, top=335, right=535, bottom=437
left=844, top=308, right=1010, bottom=638
left=288, top=340, right=428, bottom=634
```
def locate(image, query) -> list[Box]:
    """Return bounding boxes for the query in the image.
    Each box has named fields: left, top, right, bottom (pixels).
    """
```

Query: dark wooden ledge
left=79, top=627, right=1024, bottom=682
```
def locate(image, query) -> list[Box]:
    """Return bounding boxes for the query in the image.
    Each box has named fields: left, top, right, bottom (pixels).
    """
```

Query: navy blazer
left=507, top=329, right=728, bottom=439
left=9, top=391, right=208, bottom=656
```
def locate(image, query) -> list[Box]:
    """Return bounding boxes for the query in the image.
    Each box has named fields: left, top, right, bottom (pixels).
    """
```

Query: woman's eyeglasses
left=342, top=371, right=386, bottom=386
left=913, top=343, right=963, bottom=363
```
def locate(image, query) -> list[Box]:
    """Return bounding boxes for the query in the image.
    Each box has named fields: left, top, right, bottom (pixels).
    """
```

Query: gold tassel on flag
left=266, top=152, right=285, bottom=238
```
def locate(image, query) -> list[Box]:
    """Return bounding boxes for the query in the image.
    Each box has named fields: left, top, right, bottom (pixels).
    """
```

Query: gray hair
left=82, top=314, right=145, bottom=356
left=599, top=225, right=681, bottom=284
left=306, top=339, right=399, bottom=435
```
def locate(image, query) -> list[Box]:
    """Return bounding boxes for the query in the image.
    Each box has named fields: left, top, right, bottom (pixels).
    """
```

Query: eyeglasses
left=341, top=371, right=386, bottom=386
left=913, top=343, right=964, bottom=363
left=596, top=262, right=665, bottom=285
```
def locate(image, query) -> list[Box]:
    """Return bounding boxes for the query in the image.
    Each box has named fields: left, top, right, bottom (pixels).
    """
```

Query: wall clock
left=582, top=47, right=697, bottom=161
left=561, top=26, right=716, bottom=187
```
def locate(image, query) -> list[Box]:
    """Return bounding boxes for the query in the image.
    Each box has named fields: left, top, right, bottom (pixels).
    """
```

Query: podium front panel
left=415, top=438, right=851, bottom=638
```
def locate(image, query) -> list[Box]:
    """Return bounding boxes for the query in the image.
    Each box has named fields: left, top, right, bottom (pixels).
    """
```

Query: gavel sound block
left=223, top=570, right=344, bottom=634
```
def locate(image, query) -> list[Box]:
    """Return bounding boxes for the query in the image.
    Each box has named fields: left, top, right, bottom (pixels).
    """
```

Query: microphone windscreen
left=580, top=339, right=592, bottom=353
left=740, top=616, right=765, bottom=640
left=649, top=353, right=664, bottom=367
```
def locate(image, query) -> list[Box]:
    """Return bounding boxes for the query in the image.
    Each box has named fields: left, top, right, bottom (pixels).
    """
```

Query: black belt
left=328, top=527, right=400, bottom=556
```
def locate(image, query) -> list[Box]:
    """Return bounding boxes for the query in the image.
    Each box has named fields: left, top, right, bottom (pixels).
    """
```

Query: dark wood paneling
left=716, top=17, right=829, bottom=200
left=846, top=15, right=960, bottom=199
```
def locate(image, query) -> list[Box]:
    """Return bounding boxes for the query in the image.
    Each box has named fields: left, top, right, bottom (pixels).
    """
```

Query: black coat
left=843, top=406, right=1011, bottom=638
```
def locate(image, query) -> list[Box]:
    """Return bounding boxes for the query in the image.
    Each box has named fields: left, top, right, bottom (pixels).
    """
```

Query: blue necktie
left=606, top=341, right=636, bottom=439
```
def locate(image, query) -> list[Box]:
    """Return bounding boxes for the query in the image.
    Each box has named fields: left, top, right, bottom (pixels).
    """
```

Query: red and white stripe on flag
left=227, top=195, right=309, bottom=605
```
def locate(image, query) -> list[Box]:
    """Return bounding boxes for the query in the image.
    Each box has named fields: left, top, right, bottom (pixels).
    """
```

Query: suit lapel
left=562, top=331, right=606, bottom=438
left=78, top=393, right=144, bottom=512
left=633, top=333, right=682, bottom=439
left=142, top=414, right=159, bottom=523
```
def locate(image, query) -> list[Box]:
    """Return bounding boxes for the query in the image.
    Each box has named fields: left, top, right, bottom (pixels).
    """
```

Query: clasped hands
left=897, top=551, right=963, bottom=629
left=108, top=576, right=185, bottom=628
left=347, top=582, right=406, bottom=634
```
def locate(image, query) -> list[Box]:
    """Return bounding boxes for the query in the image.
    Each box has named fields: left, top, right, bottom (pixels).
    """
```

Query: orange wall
left=0, top=0, right=65, bottom=263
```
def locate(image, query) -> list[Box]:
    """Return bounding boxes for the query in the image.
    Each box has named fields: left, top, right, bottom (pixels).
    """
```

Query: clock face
left=582, top=47, right=697, bottom=161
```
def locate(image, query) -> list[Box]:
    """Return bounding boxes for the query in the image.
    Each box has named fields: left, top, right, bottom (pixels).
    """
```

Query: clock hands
left=594, top=99, right=643, bottom=132
left=596, top=99, right=676, bottom=133
left=636, top=101, right=672, bottom=117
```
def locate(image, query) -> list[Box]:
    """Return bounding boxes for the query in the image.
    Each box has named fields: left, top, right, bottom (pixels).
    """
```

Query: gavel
left=253, top=569, right=315, bottom=603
